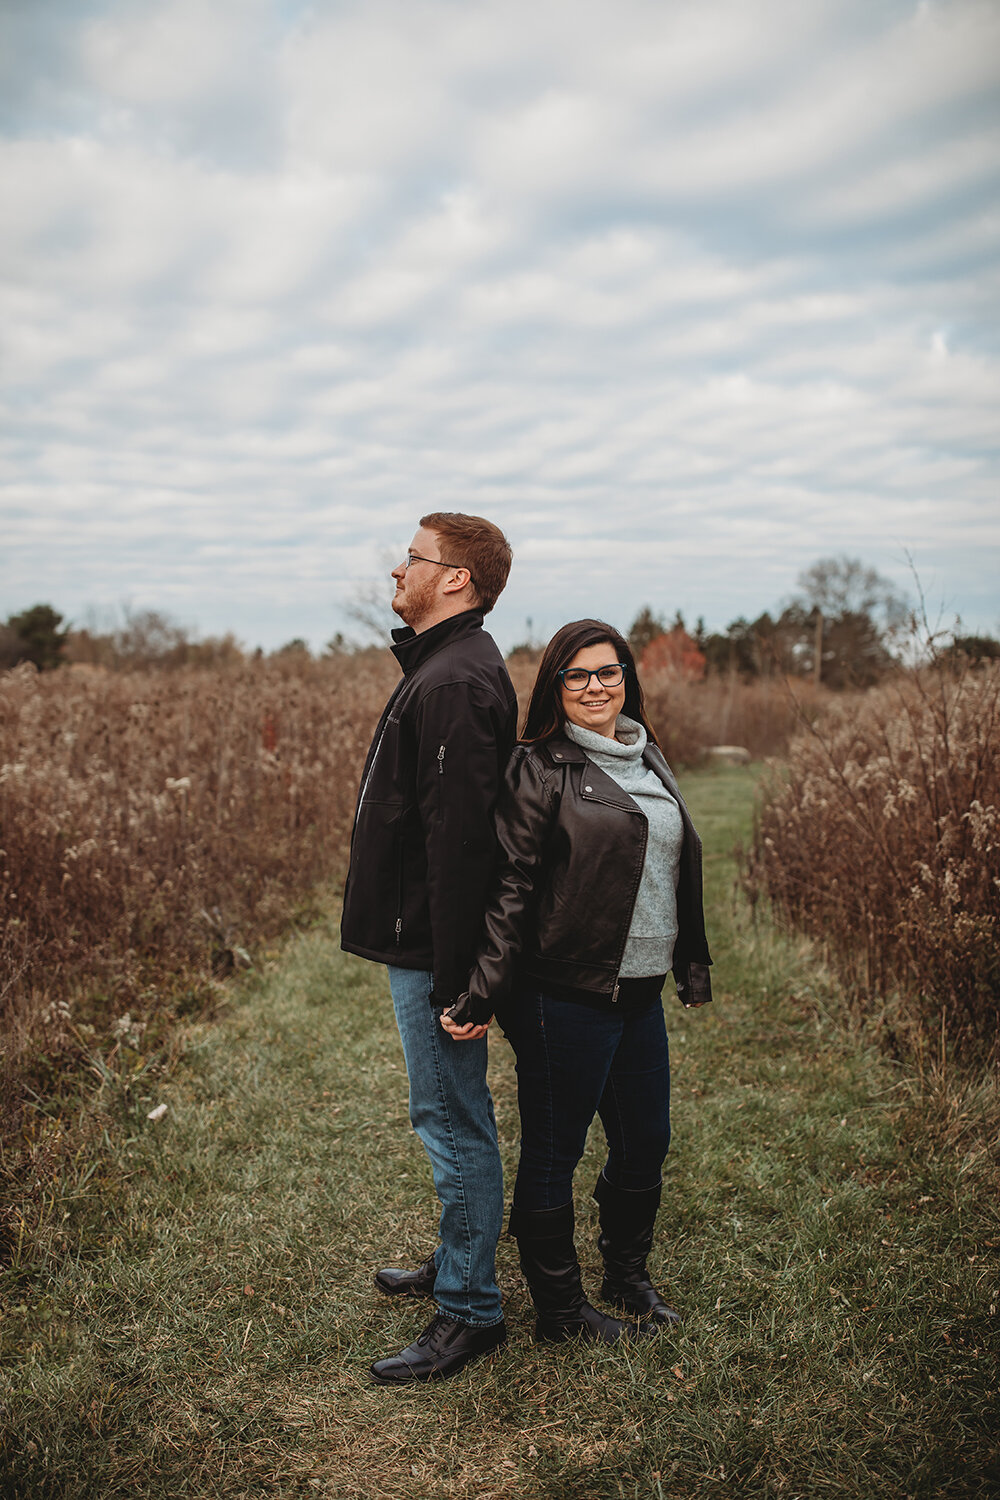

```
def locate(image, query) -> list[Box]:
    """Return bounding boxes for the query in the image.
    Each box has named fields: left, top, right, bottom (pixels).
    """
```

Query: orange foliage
left=640, top=627, right=706, bottom=682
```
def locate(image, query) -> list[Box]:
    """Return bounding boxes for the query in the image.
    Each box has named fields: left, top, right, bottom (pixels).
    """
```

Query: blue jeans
left=498, top=985, right=671, bottom=1211
left=387, top=966, right=504, bottom=1327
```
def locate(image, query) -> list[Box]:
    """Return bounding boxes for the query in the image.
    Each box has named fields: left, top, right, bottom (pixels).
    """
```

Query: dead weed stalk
left=744, top=661, right=1000, bottom=1064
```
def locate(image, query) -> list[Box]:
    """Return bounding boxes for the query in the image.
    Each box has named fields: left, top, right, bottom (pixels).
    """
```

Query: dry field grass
left=642, top=672, right=829, bottom=765
left=0, top=654, right=398, bottom=1131
left=0, top=654, right=806, bottom=1126
left=744, top=663, right=1000, bottom=1061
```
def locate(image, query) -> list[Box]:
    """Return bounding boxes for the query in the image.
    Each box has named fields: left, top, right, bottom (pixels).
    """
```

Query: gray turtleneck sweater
left=564, top=714, right=684, bottom=978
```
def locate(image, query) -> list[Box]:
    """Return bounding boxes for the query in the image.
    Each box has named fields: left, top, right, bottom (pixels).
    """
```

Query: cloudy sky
left=2, top=0, right=998, bottom=653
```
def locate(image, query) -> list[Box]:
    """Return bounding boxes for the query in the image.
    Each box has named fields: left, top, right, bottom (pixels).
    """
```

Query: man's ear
left=441, top=567, right=473, bottom=597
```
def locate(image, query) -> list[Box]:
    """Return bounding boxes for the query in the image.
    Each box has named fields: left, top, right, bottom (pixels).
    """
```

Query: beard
left=391, top=571, right=438, bottom=629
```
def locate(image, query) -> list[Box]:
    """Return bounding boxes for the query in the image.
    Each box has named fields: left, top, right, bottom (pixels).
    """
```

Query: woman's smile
left=559, top=642, right=627, bottom=738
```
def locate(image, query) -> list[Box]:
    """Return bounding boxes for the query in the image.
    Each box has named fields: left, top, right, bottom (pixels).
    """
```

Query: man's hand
left=440, top=1011, right=491, bottom=1040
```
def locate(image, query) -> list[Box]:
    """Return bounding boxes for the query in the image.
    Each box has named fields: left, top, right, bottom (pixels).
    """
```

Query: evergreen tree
left=4, top=604, right=68, bottom=670
left=628, top=606, right=667, bottom=656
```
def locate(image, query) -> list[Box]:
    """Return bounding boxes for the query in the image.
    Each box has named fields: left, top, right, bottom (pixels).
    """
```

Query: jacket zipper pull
left=612, top=980, right=620, bottom=1003
left=437, top=744, right=445, bottom=775
left=395, top=917, right=402, bottom=943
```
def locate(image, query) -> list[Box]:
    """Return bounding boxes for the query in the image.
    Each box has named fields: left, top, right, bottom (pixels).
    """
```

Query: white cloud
left=801, top=130, right=1000, bottom=225
left=1, top=0, right=998, bottom=650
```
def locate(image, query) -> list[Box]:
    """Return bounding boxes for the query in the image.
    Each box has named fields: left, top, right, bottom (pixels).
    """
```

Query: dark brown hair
left=420, top=512, right=513, bottom=614
left=521, top=618, right=660, bottom=747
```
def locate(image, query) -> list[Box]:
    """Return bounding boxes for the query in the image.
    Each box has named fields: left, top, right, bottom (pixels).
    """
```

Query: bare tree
left=795, top=556, right=909, bottom=688
left=797, top=556, right=908, bottom=633
left=340, top=549, right=400, bottom=647
left=342, top=581, right=395, bottom=647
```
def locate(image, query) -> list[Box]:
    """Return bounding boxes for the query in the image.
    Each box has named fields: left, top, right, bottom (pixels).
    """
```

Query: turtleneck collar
left=564, top=713, right=647, bottom=760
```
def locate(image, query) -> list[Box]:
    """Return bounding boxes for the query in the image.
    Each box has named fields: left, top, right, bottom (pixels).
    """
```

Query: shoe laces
left=416, top=1312, right=453, bottom=1349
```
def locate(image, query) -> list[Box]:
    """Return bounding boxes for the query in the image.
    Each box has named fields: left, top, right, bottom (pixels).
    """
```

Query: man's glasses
left=558, top=664, right=627, bottom=691
left=405, top=551, right=475, bottom=587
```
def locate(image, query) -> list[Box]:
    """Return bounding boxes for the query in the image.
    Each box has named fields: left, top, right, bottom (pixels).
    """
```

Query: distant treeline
left=3, top=555, right=997, bottom=687
left=621, top=555, right=998, bottom=689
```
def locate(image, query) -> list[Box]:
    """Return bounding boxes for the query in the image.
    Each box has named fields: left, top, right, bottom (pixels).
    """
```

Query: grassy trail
left=2, top=766, right=997, bottom=1499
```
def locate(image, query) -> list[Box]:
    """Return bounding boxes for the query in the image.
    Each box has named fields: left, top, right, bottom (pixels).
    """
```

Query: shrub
left=641, top=673, right=827, bottom=765
left=743, top=664, right=1000, bottom=1059
left=0, top=654, right=399, bottom=1123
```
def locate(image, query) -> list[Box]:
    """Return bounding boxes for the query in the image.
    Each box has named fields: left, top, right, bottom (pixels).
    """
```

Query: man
left=341, top=512, right=517, bottom=1384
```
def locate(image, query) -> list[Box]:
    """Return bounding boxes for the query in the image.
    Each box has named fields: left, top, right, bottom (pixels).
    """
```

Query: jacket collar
left=542, top=731, right=684, bottom=800
left=539, top=733, right=587, bottom=765
left=391, top=608, right=486, bottom=675
left=539, top=733, right=637, bottom=815
left=540, top=730, right=658, bottom=767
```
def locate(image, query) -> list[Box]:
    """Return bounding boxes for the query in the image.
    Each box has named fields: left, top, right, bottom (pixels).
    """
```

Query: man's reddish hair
left=420, top=512, right=513, bottom=614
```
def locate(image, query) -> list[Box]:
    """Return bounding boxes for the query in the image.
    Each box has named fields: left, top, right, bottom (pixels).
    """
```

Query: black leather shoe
left=374, top=1254, right=437, bottom=1298
left=370, top=1313, right=507, bottom=1384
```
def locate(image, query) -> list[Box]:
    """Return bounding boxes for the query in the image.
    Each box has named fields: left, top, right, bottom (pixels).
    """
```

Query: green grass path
left=3, top=767, right=997, bottom=1499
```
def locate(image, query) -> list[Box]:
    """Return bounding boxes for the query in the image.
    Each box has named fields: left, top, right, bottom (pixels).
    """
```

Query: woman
left=442, top=619, right=712, bottom=1344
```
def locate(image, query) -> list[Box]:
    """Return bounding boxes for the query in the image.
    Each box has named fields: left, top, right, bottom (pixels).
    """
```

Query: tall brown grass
left=642, top=671, right=827, bottom=763
left=0, top=652, right=825, bottom=1135
left=0, top=653, right=398, bottom=1117
left=743, top=663, right=1000, bottom=1060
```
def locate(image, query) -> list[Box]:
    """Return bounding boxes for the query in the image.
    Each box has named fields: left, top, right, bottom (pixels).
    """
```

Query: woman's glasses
left=557, top=664, right=626, bottom=691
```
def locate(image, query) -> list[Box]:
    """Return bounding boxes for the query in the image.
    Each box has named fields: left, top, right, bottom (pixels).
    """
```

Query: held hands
left=440, top=1013, right=491, bottom=1040
left=439, top=993, right=492, bottom=1041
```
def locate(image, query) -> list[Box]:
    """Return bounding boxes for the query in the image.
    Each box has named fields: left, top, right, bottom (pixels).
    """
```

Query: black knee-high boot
left=508, top=1202, right=652, bottom=1343
left=593, top=1172, right=681, bottom=1326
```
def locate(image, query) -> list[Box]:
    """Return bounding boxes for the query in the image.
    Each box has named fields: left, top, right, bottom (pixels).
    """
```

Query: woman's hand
left=439, top=991, right=492, bottom=1039
left=440, top=1012, right=491, bottom=1040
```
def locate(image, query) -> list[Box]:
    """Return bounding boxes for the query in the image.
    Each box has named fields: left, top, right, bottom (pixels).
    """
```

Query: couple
left=340, top=512, right=712, bottom=1385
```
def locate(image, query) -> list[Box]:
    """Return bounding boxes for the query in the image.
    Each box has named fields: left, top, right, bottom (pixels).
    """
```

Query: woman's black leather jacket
left=453, top=732, right=713, bottom=1023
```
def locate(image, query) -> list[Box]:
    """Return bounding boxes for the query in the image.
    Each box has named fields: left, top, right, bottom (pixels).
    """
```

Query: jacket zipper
left=395, top=747, right=444, bottom=945
left=610, top=822, right=645, bottom=1002
left=353, top=678, right=407, bottom=823
left=394, top=829, right=405, bottom=944
left=357, top=716, right=392, bottom=811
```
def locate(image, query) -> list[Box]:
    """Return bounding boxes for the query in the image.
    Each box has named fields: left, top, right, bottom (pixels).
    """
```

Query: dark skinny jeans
left=497, top=981, right=671, bottom=1212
